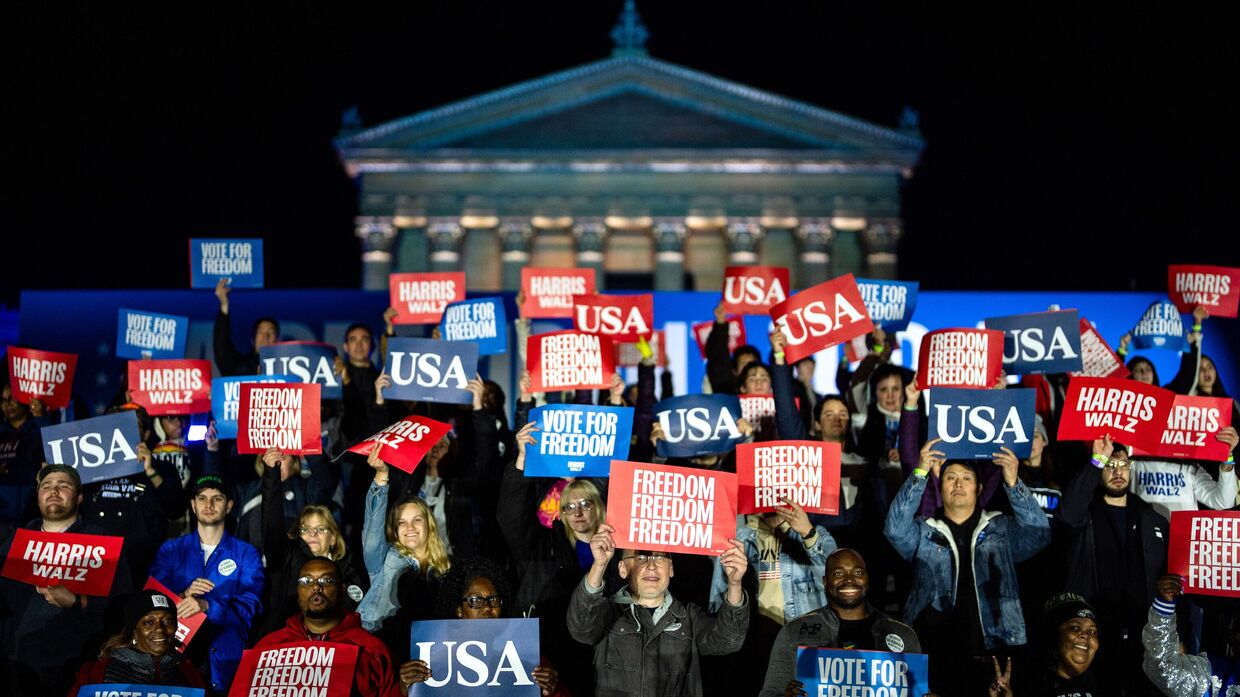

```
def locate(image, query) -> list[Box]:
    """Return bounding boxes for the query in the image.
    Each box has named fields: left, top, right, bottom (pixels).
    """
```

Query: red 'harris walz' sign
left=1057, top=376, right=1175, bottom=454
left=1, top=528, right=123, bottom=596
left=769, top=274, right=874, bottom=364
left=347, top=415, right=453, bottom=475
left=390, top=272, right=467, bottom=324
left=6, top=346, right=77, bottom=409
left=127, top=359, right=212, bottom=415
left=1168, top=264, right=1240, bottom=318
left=521, top=268, right=596, bottom=319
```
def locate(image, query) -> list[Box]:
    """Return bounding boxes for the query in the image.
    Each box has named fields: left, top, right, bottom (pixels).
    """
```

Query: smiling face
left=457, top=576, right=503, bottom=620
left=619, top=551, right=674, bottom=604
left=875, top=374, right=903, bottom=413
left=37, top=471, right=80, bottom=522
left=825, top=550, right=868, bottom=611
left=395, top=502, right=428, bottom=553
left=940, top=463, right=979, bottom=513
left=132, top=609, right=178, bottom=656
left=1057, top=616, right=1099, bottom=678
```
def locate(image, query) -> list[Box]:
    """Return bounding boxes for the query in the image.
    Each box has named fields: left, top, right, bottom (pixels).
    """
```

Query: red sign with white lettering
left=573, top=294, right=655, bottom=342
left=144, top=576, right=205, bottom=652
left=722, top=266, right=791, bottom=315
left=916, top=329, right=1005, bottom=389
left=527, top=330, right=616, bottom=393
left=1, top=528, right=123, bottom=596
left=1131, top=395, right=1234, bottom=462
left=236, top=383, right=322, bottom=455
left=607, top=460, right=736, bottom=557
left=769, top=274, right=874, bottom=364
left=390, top=272, right=467, bottom=324
left=6, top=346, right=77, bottom=409
left=1168, top=511, right=1240, bottom=597
left=1070, top=319, right=1130, bottom=379
left=692, top=318, right=747, bottom=359
left=127, top=359, right=212, bottom=416
left=1057, top=376, right=1175, bottom=453
left=230, top=641, right=359, bottom=697
left=736, top=441, right=840, bottom=515
left=346, top=415, right=453, bottom=474
left=521, top=268, right=597, bottom=319
left=1168, top=264, right=1240, bottom=318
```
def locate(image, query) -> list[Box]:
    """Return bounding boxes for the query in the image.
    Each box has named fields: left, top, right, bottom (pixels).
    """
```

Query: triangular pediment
left=338, top=55, right=922, bottom=162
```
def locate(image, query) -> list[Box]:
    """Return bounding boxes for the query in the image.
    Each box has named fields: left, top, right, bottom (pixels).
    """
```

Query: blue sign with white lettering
left=524, top=404, right=634, bottom=478
left=795, top=648, right=928, bottom=697
left=984, top=309, right=1083, bottom=374
left=439, top=297, right=508, bottom=356
left=654, top=394, right=745, bottom=459
left=410, top=618, right=541, bottom=696
left=856, top=279, right=919, bottom=332
left=78, top=686, right=205, bottom=697
left=258, top=342, right=342, bottom=399
left=188, top=238, right=264, bottom=288
left=41, top=411, right=144, bottom=485
left=211, top=374, right=298, bottom=439
left=1131, top=300, right=1189, bottom=351
left=383, top=338, right=478, bottom=405
left=928, top=387, right=1037, bottom=459
left=115, top=308, right=189, bottom=360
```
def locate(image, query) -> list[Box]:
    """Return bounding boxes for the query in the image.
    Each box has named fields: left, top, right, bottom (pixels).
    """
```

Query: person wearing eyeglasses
left=148, top=473, right=264, bottom=695
left=254, top=557, right=402, bottom=697
left=399, top=556, right=570, bottom=695
left=567, top=523, right=750, bottom=697
left=253, top=448, right=368, bottom=640
left=1057, top=435, right=1170, bottom=697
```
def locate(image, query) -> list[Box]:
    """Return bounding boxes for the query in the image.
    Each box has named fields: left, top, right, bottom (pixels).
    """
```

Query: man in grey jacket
left=761, top=548, right=921, bottom=697
left=567, top=523, right=750, bottom=697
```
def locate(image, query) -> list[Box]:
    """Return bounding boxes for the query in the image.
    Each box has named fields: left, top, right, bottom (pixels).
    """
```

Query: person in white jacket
left=1129, top=425, right=1238, bottom=519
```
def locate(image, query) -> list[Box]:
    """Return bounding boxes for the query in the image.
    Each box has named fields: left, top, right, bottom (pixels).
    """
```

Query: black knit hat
left=124, top=589, right=175, bottom=630
left=1044, top=592, right=1096, bottom=634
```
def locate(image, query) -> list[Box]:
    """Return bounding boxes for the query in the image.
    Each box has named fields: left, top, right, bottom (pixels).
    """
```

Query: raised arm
left=260, top=450, right=291, bottom=572
left=705, top=305, right=738, bottom=395
left=770, top=329, right=808, bottom=441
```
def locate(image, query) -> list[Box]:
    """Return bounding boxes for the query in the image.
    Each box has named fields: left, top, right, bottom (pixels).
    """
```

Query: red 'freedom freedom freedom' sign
left=1168, top=511, right=1240, bottom=597
left=607, top=460, right=736, bottom=557
left=736, top=441, right=841, bottom=516
left=237, top=383, right=322, bottom=455
left=527, top=330, right=616, bottom=393
left=916, top=329, right=1005, bottom=389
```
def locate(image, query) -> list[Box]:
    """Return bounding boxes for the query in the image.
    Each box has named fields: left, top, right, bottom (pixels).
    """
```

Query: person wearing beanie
left=999, top=593, right=1108, bottom=697
left=0, top=463, right=133, bottom=697
left=66, top=590, right=207, bottom=693
left=1057, top=435, right=1168, bottom=696
left=884, top=438, right=1050, bottom=697
left=1143, top=574, right=1240, bottom=697
left=148, top=473, right=263, bottom=695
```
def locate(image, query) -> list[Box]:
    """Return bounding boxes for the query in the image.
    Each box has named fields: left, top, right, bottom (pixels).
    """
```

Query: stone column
left=652, top=219, right=687, bottom=291
left=573, top=218, right=608, bottom=291
left=356, top=216, right=397, bottom=290
left=829, top=217, right=866, bottom=278
left=426, top=218, right=464, bottom=273
left=795, top=219, right=833, bottom=288
left=499, top=219, right=533, bottom=291
left=862, top=219, right=902, bottom=280
left=725, top=218, right=763, bottom=266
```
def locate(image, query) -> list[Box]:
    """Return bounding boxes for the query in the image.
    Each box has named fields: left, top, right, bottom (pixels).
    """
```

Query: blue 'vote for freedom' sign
left=42, top=411, right=144, bottom=486
left=259, top=342, right=342, bottom=400
left=189, top=238, right=264, bottom=288
left=796, top=648, right=929, bottom=697
left=383, top=338, right=479, bottom=405
left=1131, top=300, right=1189, bottom=351
left=440, top=297, right=508, bottom=355
left=524, top=404, right=634, bottom=478
left=78, top=685, right=205, bottom=697
left=856, top=278, right=919, bottom=332
left=115, top=308, right=189, bottom=360
left=928, top=387, right=1038, bottom=460
left=654, top=394, right=746, bottom=459
left=410, top=618, right=541, bottom=696
left=211, top=374, right=298, bottom=439
left=984, top=309, right=1083, bottom=375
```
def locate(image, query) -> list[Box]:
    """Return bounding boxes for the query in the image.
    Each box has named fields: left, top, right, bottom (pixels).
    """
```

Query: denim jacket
left=358, top=479, right=422, bottom=631
left=883, top=473, right=1050, bottom=648
left=707, top=515, right=836, bottom=620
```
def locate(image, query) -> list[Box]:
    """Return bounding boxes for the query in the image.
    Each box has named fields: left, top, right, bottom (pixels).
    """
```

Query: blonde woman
left=256, top=449, right=368, bottom=637
left=359, top=447, right=452, bottom=641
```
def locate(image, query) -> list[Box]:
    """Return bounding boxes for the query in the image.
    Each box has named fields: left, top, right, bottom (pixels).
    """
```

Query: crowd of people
left=0, top=280, right=1237, bottom=697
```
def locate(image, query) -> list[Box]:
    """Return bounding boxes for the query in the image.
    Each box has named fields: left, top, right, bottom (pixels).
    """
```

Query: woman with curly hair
left=399, top=556, right=569, bottom=696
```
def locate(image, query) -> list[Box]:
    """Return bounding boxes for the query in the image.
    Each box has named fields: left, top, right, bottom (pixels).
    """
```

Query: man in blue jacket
left=150, top=474, right=263, bottom=694
left=884, top=438, right=1050, bottom=697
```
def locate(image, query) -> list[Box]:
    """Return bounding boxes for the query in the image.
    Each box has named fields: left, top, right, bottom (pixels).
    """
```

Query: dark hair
left=253, top=317, right=281, bottom=338
left=1125, top=356, right=1160, bottom=386
left=813, top=394, right=850, bottom=423
left=731, top=345, right=761, bottom=372
left=868, top=364, right=909, bottom=404
left=1200, top=354, right=1229, bottom=398
left=344, top=322, right=372, bottom=341
left=737, top=362, right=772, bottom=392
left=436, top=556, right=514, bottom=619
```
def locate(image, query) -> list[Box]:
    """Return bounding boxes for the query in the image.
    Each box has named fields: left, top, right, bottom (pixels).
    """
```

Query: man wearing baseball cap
left=0, top=463, right=133, bottom=697
left=149, top=473, right=263, bottom=695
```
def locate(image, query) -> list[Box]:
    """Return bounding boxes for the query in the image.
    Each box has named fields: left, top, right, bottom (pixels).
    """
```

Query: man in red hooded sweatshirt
left=254, top=557, right=401, bottom=697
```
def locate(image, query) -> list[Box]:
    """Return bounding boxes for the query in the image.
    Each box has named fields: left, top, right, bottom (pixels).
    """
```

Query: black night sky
left=8, top=3, right=1238, bottom=307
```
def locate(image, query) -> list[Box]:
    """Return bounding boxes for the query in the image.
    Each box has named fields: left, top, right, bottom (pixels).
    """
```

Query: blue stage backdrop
left=14, top=290, right=1235, bottom=429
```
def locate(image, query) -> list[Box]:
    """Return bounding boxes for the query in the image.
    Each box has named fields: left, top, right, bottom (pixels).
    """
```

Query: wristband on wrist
left=872, top=344, right=885, bottom=355
left=913, top=467, right=929, bottom=477
left=1090, top=454, right=1109, bottom=469
left=1193, top=323, right=1203, bottom=332
left=1116, top=346, right=1128, bottom=357
left=903, top=404, right=918, bottom=411
left=773, top=351, right=785, bottom=361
